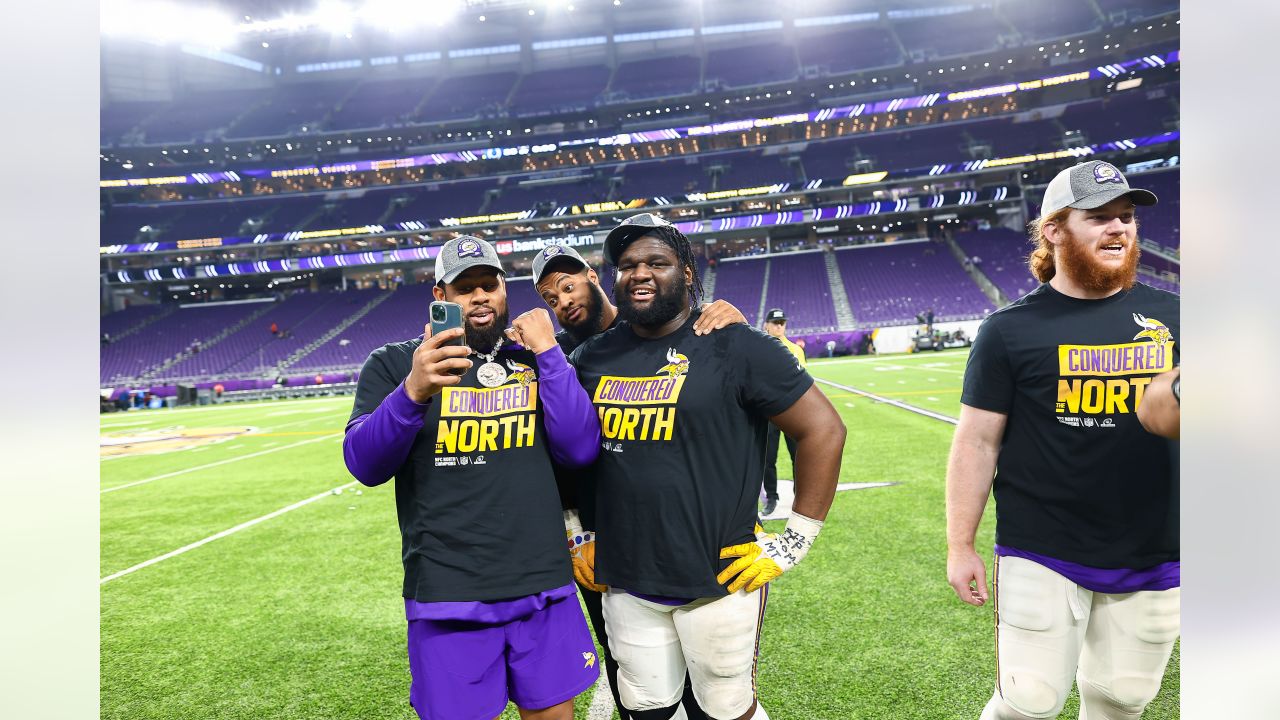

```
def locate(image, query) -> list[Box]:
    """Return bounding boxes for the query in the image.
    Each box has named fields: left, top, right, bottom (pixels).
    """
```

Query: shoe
left=762, top=497, right=778, bottom=516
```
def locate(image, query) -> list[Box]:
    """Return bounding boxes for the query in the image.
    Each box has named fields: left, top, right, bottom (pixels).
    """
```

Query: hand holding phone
left=404, top=302, right=472, bottom=402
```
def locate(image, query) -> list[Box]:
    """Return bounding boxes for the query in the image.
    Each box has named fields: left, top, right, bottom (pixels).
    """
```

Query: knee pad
left=995, top=672, right=1065, bottom=719
left=629, top=704, right=687, bottom=720
left=1079, top=676, right=1153, bottom=719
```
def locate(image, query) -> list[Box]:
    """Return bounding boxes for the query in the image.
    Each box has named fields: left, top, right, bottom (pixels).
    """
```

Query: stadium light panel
left=313, top=1, right=356, bottom=35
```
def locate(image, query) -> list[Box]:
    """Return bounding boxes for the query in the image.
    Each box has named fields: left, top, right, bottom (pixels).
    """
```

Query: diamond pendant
left=476, top=361, right=508, bottom=388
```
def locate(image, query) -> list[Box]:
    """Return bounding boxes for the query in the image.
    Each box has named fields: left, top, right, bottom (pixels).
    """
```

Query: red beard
left=1054, top=227, right=1140, bottom=294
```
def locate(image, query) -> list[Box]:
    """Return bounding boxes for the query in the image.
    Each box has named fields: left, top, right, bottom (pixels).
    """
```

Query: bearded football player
left=946, top=160, right=1180, bottom=720
left=569, top=214, right=847, bottom=720
left=531, top=242, right=747, bottom=720
left=343, top=235, right=603, bottom=720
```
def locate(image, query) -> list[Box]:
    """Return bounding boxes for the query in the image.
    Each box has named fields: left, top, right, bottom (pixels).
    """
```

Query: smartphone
left=429, top=301, right=467, bottom=375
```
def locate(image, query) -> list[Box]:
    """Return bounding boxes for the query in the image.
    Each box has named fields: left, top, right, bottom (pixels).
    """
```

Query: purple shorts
left=407, top=593, right=599, bottom=720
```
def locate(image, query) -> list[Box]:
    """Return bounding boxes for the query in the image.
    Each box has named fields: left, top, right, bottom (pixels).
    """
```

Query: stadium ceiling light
left=313, top=0, right=356, bottom=35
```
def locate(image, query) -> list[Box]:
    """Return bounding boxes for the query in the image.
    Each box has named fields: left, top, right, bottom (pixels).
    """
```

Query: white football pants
left=981, top=555, right=1180, bottom=720
left=602, top=587, right=768, bottom=720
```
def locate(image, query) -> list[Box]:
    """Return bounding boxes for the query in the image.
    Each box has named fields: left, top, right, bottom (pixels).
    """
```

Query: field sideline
left=100, top=349, right=1178, bottom=719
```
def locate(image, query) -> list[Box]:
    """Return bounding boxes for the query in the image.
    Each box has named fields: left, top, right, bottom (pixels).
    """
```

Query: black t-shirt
left=553, top=317, right=620, bottom=525
left=961, top=282, right=1179, bottom=569
left=570, top=312, right=813, bottom=597
left=350, top=339, right=571, bottom=602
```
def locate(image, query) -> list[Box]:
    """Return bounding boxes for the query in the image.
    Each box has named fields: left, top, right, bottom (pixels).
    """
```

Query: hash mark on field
left=100, top=433, right=341, bottom=494
left=261, top=442, right=279, bottom=448
left=100, top=480, right=358, bottom=584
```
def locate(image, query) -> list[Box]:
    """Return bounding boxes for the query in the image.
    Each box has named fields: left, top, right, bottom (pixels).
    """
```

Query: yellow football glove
left=565, top=509, right=607, bottom=593
left=717, top=512, right=825, bottom=593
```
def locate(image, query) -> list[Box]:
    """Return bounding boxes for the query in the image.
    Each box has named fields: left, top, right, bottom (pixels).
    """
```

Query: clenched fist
left=505, top=308, right=558, bottom=354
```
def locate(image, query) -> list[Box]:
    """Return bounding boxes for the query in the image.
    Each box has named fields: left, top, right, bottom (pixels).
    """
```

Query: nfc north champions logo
left=436, top=371, right=539, bottom=455
left=593, top=348, right=689, bottom=442
left=1055, top=313, right=1175, bottom=415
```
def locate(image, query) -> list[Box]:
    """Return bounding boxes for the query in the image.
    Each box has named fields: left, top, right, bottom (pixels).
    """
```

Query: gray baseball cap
left=603, top=212, right=675, bottom=266
left=434, top=235, right=505, bottom=285
left=1041, top=160, right=1158, bottom=216
left=531, top=244, right=589, bottom=284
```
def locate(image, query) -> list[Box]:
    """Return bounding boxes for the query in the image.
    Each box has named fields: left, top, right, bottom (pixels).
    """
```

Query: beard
left=563, top=281, right=611, bottom=343
left=1055, top=227, right=1140, bottom=295
left=466, top=307, right=510, bottom=355
left=615, top=278, right=688, bottom=328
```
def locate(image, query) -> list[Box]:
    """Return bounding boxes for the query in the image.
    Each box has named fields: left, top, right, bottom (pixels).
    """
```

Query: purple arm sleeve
left=342, top=382, right=431, bottom=486
left=534, top=344, right=601, bottom=468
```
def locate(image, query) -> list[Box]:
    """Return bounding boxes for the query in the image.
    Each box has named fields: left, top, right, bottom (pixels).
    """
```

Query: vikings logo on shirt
left=657, top=348, right=690, bottom=377
left=1093, top=162, right=1123, bottom=185
left=457, top=238, right=483, bottom=258
left=504, top=360, right=536, bottom=387
left=1132, top=313, right=1173, bottom=347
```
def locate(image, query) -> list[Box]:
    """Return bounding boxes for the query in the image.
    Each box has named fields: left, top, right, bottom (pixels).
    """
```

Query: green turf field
left=100, top=349, right=1177, bottom=719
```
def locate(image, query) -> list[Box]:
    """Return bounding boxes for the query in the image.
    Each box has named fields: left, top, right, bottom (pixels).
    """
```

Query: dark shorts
left=407, top=593, right=599, bottom=720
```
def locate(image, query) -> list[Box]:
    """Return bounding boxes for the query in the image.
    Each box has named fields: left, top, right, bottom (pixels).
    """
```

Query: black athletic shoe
left=762, top=497, right=778, bottom=516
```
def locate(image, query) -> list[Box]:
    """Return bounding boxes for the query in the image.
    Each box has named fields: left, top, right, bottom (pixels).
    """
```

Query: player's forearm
left=1137, top=369, right=1180, bottom=440
left=534, top=344, right=602, bottom=468
left=342, top=382, right=430, bottom=486
left=945, top=439, right=997, bottom=551
left=790, top=422, right=846, bottom=522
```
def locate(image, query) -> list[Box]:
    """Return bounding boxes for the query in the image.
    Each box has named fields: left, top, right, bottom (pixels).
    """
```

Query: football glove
left=564, top=509, right=607, bottom=593
left=718, top=512, right=825, bottom=593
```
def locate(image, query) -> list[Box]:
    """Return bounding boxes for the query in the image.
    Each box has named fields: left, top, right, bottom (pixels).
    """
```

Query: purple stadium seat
left=326, top=76, right=435, bottom=131
left=416, top=71, right=517, bottom=123
left=705, top=43, right=798, bottom=89
left=836, top=241, right=994, bottom=326
left=763, top=252, right=837, bottom=332
left=610, top=56, right=702, bottom=101
left=226, top=80, right=352, bottom=139
left=712, top=257, right=767, bottom=326
left=954, top=228, right=1040, bottom=302
left=1000, top=0, right=1102, bottom=41
left=510, top=65, right=611, bottom=117
left=797, top=26, right=901, bottom=74
left=893, top=8, right=1004, bottom=59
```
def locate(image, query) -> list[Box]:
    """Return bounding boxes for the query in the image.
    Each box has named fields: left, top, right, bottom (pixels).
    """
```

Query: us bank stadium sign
left=493, top=233, right=600, bottom=255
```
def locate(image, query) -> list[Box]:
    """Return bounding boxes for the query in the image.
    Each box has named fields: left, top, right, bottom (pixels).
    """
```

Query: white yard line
left=100, top=433, right=342, bottom=494
left=814, top=378, right=957, bottom=425
left=100, top=480, right=358, bottom=584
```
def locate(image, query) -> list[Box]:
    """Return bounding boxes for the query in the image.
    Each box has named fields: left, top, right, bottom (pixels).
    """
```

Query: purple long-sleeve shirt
left=343, top=343, right=600, bottom=487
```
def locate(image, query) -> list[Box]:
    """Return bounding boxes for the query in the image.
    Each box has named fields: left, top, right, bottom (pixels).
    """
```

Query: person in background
left=760, top=308, right=807, bottom=517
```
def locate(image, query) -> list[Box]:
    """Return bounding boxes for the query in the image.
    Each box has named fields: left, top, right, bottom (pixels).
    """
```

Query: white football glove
left=564, top=509, right=607, bottom=593
left=718, top=512, right=824, bottom=593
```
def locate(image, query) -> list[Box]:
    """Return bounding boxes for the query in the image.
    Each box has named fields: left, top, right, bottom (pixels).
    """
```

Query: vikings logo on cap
left=1093, top=162, right=1123, bottom=185
left=543, top=245, right=565, bottom=258
left=457, top=238, right=483, bottom=258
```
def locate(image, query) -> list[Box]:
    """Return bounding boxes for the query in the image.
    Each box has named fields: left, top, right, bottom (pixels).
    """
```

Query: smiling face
left=1046, top=196, right=1141, bottom=296
left=536, top=262, right=611, bottom=340
left=433, top=266, right=509, bottom=353
left=613, top=235, right=693, bottom=330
